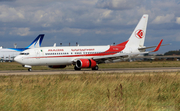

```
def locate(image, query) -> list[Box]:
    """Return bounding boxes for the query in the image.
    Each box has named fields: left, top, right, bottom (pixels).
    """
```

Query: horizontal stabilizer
left=138, top=43, right=170, bottom=51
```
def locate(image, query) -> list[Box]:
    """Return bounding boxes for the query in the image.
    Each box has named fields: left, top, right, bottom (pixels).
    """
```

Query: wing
left=138, top=40, right=169, bottom=51
left=92, top=52, right=148, bottom=63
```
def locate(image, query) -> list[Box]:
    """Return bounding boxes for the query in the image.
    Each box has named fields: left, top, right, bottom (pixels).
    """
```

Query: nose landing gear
left=22, top=65, right=32, bottom=72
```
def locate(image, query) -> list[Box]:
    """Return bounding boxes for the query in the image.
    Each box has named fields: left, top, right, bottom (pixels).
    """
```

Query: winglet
left=151, top=39, right=163, bottom=52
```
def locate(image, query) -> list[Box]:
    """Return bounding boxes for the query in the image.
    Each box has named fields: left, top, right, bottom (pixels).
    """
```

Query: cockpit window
left=20, top=53, right=29, bottom=55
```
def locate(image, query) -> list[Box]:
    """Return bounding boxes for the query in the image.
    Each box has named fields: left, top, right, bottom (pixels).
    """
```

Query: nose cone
left=14, top=56, right=22, bottom=64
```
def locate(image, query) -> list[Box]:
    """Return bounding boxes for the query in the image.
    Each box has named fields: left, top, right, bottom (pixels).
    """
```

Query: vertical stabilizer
left=125, top=14, right=148, bottom=48
left=26, top=34, right=44, bottom=48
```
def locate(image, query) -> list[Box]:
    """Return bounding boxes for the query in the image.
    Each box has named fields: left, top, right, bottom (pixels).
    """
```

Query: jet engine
left=76, top=59, right=96, bottom=68
left=48, top=65, right=66, bottom=68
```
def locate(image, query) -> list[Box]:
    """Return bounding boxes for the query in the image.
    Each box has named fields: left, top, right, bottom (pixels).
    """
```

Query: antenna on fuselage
left=60, top=43, right=62, bottom=46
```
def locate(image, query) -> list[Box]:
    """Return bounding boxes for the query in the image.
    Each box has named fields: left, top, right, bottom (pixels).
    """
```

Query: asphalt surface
left=0, top=67, right=180, bottom=76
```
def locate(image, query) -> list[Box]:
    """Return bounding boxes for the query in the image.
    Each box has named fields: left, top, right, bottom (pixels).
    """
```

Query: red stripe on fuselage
left=27, top=45, right=126, bottom=59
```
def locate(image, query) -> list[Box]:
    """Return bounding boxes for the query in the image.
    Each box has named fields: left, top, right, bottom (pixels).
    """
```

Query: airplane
left=14, top=14, right=163, bottom=71
left=0, top=34, right=44, bottom=62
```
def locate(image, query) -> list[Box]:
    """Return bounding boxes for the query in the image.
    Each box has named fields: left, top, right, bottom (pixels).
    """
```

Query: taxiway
left=0, top=67, right=180, bottom=76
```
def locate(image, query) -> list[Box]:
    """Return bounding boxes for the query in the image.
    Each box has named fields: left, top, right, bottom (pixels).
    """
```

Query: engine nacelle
left=76, top=59, right=96, bottom=68
left=48, top=65, right=66, bottom=68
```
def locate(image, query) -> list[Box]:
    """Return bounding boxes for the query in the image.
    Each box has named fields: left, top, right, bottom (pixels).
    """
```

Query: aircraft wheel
left=92, top=65, right=98, bottom=70
left=74, top=66, right=81, bottom=70
left=28, top=68, right=32, bottom=72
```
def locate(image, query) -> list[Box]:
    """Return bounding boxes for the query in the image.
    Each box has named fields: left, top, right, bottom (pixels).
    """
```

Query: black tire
left=74, top=66, right=81, bottom=70
left=92, top=65, right=98, bottom=70
left=28, top=68, right=32, bottom=72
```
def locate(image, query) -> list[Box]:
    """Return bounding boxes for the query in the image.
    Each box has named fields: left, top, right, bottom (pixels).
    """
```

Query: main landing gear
left=74, top=66, right=81, bottom=70
left=74, top=65, right=99, bottom=70
left=28, top=68, right=32, bottom=72
left=92, top=65, right=99, bottom=70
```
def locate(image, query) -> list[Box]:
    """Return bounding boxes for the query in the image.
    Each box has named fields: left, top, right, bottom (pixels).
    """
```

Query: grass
left=1, top=61, right=180, bottom=110
left=1, top=61, right=180, bottom=70
left=0, top=72, right=180, bottom=110
left=100, top=61, right=180, bottom=68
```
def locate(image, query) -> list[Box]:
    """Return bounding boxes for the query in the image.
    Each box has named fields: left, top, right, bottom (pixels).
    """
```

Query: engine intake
left=76, top=59, right=96, bottom=68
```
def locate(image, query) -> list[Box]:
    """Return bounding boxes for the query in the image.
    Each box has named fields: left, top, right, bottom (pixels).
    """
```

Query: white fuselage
left=14, top=45, right=139, bottom=66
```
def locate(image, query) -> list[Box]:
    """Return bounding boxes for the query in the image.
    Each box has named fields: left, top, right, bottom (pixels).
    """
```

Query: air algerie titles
left=48, top=48, right=95, bottom=52
left=48, top=49, right=64, bottom=51
left=71, top=49, right=95, bottom=51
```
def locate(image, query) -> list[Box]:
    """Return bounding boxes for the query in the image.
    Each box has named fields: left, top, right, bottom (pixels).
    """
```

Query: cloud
left=95, top=28, right=123, bottom=34
left=151, top=14, right=175, bottom=24
left=0, top=0, right=179, bottom=53
left=9, top=28, right=30, bottom=36
left=0, top=5, right=25, bottom=22
left=175, top=31, right=180, bottom=41
left=59, top=28, right=88, bottom=35
left=176, top=17, right=180, bottom=24
left=0, top=0, right=15, bottom=2
left=96, top=0, right=143, bottom=10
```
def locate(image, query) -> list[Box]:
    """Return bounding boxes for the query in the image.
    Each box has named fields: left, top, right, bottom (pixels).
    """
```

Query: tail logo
left=135, top=29, right=144, bottom=39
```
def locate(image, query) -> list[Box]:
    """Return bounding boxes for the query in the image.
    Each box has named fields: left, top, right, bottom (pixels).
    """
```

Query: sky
left=0, top=0, right=179, bottom=54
